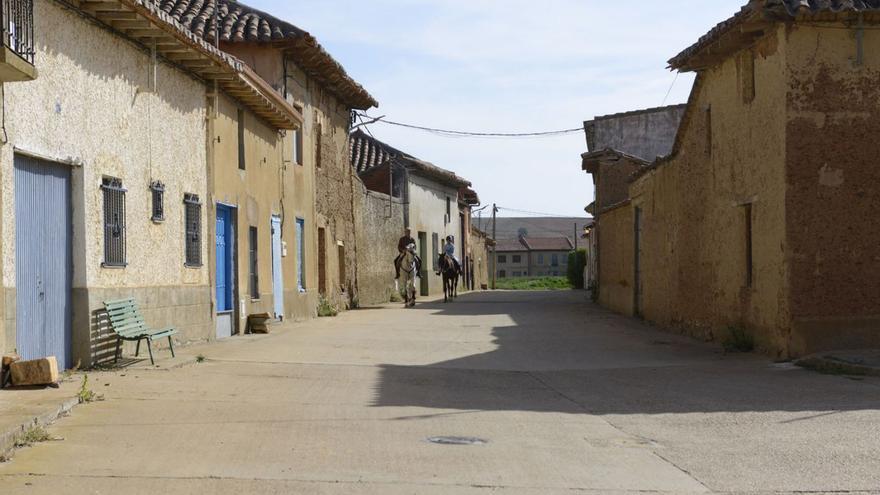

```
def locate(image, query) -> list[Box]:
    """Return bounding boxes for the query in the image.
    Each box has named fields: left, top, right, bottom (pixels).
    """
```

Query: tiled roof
left=349, top=130, right=471, bottom=188
left=158, top=0, right=377, bottom=109
left=669, top=0, right=880, bottom=71
left=495, top=238, right=528, bottom=252
left=520, top=237, right=574, bottom=252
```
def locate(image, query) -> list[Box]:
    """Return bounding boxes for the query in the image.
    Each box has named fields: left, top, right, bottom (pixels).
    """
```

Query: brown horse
left=439, top=254, right=460, bottom=303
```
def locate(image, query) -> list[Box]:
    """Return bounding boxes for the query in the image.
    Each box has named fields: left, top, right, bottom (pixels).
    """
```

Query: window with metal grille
left=101, top=177, right=127, bottom=267
left=249, top=226, right=259, bottom=298
left=512, top=255, right=522, bottom=263
left=184, top=193, right=202, bottom=267
left=150, top=180, right=165, bottom=222
left=293, top=128, right=303, bottom=166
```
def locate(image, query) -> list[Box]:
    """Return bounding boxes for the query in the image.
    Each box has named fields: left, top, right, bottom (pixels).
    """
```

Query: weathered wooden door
left=14, top=155, right=72, bottom=369
left=271, top=215, right=284, bottom=319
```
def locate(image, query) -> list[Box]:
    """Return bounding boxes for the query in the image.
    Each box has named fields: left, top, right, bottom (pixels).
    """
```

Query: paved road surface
left=2, top=291, right=879, bottom=494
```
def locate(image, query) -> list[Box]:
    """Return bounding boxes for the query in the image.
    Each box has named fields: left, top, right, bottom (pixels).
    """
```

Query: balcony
left=0, top=0, right=35, bottom=82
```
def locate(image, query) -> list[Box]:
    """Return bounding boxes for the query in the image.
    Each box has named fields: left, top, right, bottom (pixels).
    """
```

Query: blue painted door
left=271, top=216, right=284, bottom=319
left=215, top=205, right=233, bottom=312
left=14, top=155, right=72, bottom=369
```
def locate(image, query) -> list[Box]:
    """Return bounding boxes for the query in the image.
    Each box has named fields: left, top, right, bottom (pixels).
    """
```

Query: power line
left=354, top=113, right=583, bottom=139
left=497, top=206, right=590, bottom=219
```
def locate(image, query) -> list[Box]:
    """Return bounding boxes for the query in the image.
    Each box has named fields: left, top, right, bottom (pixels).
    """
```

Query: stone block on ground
left=248, top=313, right=272, bottom=334
left=10, top=356, right=59, bottom=386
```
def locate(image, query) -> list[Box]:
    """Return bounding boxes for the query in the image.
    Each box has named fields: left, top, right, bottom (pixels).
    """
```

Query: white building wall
left=407, top=173, right=461, bottom=296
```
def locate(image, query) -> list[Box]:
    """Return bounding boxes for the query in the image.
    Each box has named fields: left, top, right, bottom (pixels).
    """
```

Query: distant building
left=495, top=237, right=573, bottom=278
left=481, top=217, right=592, bottom=244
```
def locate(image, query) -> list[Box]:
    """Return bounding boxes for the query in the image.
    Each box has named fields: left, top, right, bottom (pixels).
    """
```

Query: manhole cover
left=427, top=436, right=488, bottom=446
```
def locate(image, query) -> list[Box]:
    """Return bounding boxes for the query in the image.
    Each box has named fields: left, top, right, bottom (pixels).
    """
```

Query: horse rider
left=437, top=235, right=461, bottom=275
left=395, top=228, right=421, bottom=279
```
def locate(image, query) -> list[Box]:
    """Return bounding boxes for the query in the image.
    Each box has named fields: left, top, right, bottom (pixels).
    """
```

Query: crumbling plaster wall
left=627, top=25, right=790, bottom=355
left=785, top=24, right=880, bottom=354
left=357, top=189, right=405, bottom=305
left=597, top=157, right=644, bottom=210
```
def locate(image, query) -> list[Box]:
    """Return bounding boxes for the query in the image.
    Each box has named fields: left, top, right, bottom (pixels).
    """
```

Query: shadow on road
left=373, top=291, right=880, bottom=415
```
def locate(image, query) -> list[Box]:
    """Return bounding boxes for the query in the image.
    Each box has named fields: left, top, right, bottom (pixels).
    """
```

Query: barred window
left=102, top=177, right=127, bottom=267
left=184, top=193, right=202, bottom=267
left=150, top=181, right=165, bottom=222
left=249, top=226, right=259, bottom=298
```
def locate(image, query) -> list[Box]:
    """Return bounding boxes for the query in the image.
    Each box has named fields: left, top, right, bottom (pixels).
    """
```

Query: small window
left=315, top=123, right=323, bottom=169
left=249, top=226, right=259, bottom=298
left=499, top=270, right=507, bottom=278
left=102, top=177, right=127, bottom=267
left=740, top=50, right=755, bottom=104
left=446, top=197, right=451, bottom=223
left=238, top=109, right=246, bottom=170
left=538, top=254, right=544, bottom=265
left=551, top=254, right=559, bottom=266
left=513, top=271, right=521, bottom=277
left=744, top=203, right=753, bottom=287
left=150, top=180, right=165, bottom=222
left=293, top=127, right=303, bottom=166
left=497, top=255, right=507, bottom=264
left=296, top=218, right=306, bottom=291
left=512, top=255, right=522, bottom=263
left=184, top=193, right=202, bottom=267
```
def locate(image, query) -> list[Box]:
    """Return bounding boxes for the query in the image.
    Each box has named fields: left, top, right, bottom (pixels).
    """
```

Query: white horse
left=399, top=243, right=418, bottom=308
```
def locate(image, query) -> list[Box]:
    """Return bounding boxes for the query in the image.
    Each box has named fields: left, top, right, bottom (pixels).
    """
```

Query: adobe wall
left=357, top=189, right=405, bottom=306
left=467, top=227, right=491, bottom=290
left=628, top=26, right=790, bottom=356
left=596, top=157, right=643, bottom=210
left=597, top=203, right=634, bottom=315
left=785, top=24, right=880, bottom=354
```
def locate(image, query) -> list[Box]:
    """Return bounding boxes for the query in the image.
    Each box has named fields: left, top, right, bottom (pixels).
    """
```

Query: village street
left=1, top=290, right=879, bottom=494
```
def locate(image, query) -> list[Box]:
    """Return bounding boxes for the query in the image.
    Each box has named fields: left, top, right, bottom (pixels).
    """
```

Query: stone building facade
left=585, top=0, right=880, bottom=358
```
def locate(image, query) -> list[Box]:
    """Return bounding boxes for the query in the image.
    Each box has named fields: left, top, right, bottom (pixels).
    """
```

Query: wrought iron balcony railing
left=1, top=0, right=34, bottom=65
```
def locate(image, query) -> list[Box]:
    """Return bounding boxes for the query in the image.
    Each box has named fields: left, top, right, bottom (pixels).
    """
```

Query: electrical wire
left=497, top=206, right=590, bottom=219
left=353, top=112, right=583, bottom=139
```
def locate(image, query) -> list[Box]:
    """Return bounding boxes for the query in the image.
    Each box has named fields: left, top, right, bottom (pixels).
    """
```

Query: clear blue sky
left=250, top=0, right=747, bottom=217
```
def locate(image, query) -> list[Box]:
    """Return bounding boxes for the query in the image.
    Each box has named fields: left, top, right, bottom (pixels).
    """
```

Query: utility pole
left=491, top=203, right=498, bottom=290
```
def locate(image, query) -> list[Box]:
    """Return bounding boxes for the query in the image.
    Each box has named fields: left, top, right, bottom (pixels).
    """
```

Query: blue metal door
left=14, top=155, right=72, bottom=369
left=215, top=205, right=233, bottom=312
left=271, top=216, right=284, bottom=319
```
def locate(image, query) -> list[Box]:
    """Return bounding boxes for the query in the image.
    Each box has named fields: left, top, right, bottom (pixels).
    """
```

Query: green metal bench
left=104, top=298, right=177, bottom=365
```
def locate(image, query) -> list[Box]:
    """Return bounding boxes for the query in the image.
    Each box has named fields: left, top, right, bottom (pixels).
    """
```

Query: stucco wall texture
left=407, top=174, right=461, bottom=296
left=1, top=2, right=210, bottom=364
left=785, top=24, right=880, bottom=353
left=589, top=106, right=686, bottom=161
left=357, top=190, right=405, bottom=306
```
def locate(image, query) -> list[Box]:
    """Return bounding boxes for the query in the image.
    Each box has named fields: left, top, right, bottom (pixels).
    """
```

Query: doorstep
left=0, top=378, right=79, bottom=461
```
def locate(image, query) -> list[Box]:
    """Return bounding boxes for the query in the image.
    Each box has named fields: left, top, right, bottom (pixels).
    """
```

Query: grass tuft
left=496, top=277, right=572, bottom=291
left=14, top=425, right=52, bottom=448
left=76, top=375, right=104, bottom=404
left=722, top=326, right=755, bottom=353
left=317, top=296, right=339, bottom=317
